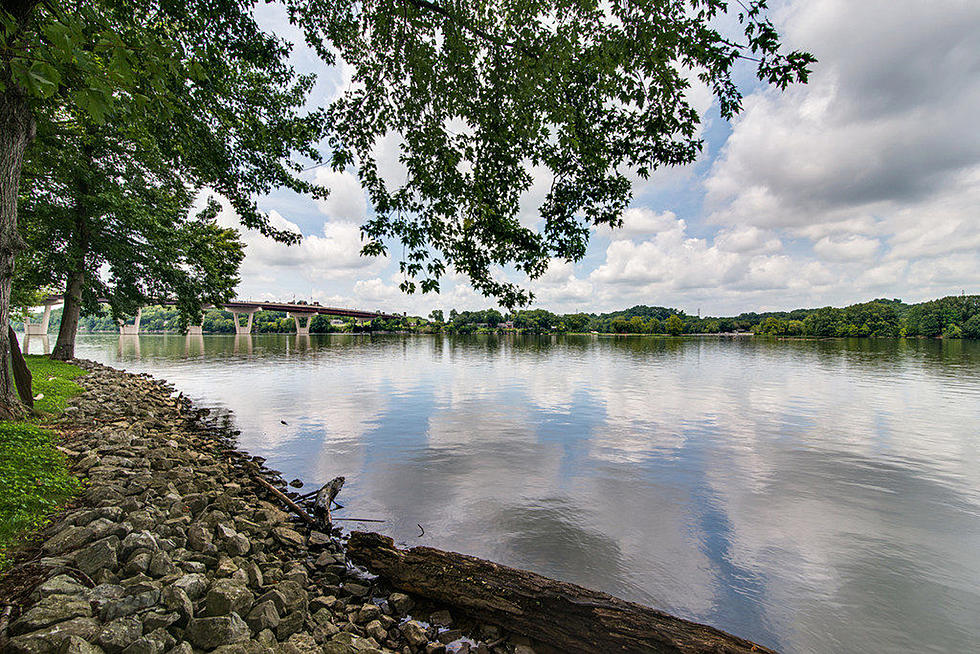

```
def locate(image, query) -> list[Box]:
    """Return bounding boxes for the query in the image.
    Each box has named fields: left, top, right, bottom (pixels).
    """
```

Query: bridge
left=26, top=296, right=400, bottom=336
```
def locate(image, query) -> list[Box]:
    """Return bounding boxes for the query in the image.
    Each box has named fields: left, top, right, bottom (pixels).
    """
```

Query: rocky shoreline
left=0, top=361, right=530, bottom=654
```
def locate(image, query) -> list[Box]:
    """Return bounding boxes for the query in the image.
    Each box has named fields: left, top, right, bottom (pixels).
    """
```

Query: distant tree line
left=18, top=294, right=980, bottom=339
left=432, top=295, right=980, bottom=338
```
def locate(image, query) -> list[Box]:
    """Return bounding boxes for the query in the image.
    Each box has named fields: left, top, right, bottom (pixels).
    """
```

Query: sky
left=216, top=0, right=980, bottom=318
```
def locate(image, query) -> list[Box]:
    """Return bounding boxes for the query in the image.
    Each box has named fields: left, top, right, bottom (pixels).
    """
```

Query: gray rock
left=59, top=635, right=106, bottom=654
left=271, top=527, right=304, bottom=549
left=120, top=637, right=163, bottom=654
left=185, top=524, right=215, bottom=552
left=206, top=579, right=254, bottom=617
left=243, top=561, right=263, bottom=589
left=246, top=600, right=280, bottom=632
left=343, top=583, right=369, bottom=598
left=88, top=583, right=127, bottom=613
left=387, top=592, right=413, bottom=615
left=75, top=536, right=120, bottom=576
left=363, top=620, right=387, bottom=642
left=100, top=587, right=160, bottom=621
left=147, top=551, right=175, bottom=577
left=429, top=609, right=453, bottom=627
left=123, top=551, right=152, bottom=575
left=281, top=568, right=308, bottom=587
left=254, top=588, right=287, bottom=615
left=141, top=610, right=180, bottom=632
left=35, top=574, right=89, bottom=599
left=10, top=596, right=93, bottom=635
left=255, top=629, right=277, bottom=648
left=43, top=526, right=94, bottom=556
left=307, top=531, right=330, bottom=547
left=160, top=586, right=193, bottom=624
left=224, top=533, right=250, bottom=557
left=400, top=621, right=430, bottom=648
left=325, top=633, right=377, bottom=653
left=5, top=618, right=101, bottom=654
left=275, top=610, right=305, bottom=640
left=278, top=633, right=320, bottom=654
left=273, top=580, right=308, bottom=614
left=121, top=531, right=158, bottom=557
left=97, top=616, right=144, bottom=653
left=354, top=604, right=381, bottom=624
left=173, top=573, right=208, bottom=600
left=185, top=613, right=251, bottom=650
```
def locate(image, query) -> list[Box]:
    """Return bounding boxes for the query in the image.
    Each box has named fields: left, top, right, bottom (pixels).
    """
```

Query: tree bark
left=348, top=532, right=777, bottom=654
left=0, top=83, right=35, bottom=417
left=51, top=265, right=84, bottom=360
left=9, top=325, right=32, bottom=407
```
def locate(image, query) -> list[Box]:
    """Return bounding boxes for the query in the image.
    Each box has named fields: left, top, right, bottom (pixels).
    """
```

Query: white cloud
left=714, top=227, right=783, bottom=254
left=314, top=169, right=367, bottom=222
left=812, top=235, right=880, bottom=262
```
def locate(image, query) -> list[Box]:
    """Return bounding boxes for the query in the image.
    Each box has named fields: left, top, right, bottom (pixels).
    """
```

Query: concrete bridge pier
left=186, top=324, right=203, bottom=335
left=288, top=312, right=313, bottom=336
left=24, top=303, right=55, bottom=335
left=228, top=307, right=259, bottom=334
left=117, top=307, right=142, bottom=335
left=23, top=334, right=50, bottom=355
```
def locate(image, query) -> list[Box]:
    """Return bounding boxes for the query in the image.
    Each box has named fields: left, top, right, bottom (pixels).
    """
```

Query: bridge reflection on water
left=20, top=331, right=322, bottom=357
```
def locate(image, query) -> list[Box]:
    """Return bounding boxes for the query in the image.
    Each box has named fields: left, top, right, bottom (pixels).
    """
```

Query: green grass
left=0, top=356, right=87, bottom=568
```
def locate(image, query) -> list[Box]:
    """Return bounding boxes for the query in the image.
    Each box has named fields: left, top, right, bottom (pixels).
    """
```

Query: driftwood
left=246, top=464, right=315, bottom=525
left=313, top=476, right=345, bottom=527
left=348, top=532, right=777, bottom=654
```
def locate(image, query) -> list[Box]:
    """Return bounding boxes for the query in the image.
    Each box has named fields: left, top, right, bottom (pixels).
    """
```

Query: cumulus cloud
left=714, top=227, right=783, bottom=254
left=705, top=0, right=980, bottom=250
left=812, top=235, right=880, bottom=262
left=314, top=169, right=367, bottom=222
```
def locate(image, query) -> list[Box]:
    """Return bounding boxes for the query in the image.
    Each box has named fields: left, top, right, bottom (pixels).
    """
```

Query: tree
left=17, top=111, right=246, bottom=359
left=963, top=314, right=980, bottom=340
left=289, top=0, right=813, bottom=307
left=0, top=1, right=325, bottom=402
left=803, top=307, right=844, bottom=337
left=428, top=309, right=444, bottom=323
left=665, top=314, right=685, bottom=336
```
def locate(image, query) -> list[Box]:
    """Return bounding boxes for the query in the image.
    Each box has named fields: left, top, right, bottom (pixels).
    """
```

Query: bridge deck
left=41, top=296, right=399, bottom=321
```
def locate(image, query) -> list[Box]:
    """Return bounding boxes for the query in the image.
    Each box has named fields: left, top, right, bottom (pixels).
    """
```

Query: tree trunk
left=51, top=156, right=91, bottom=361
left=348, top=532, right=777, bottom=654
left=8, top=324, right=31, bottom=407
left=0, top=84, right=34, bottom=417
left=51, top=266, right=84, bottom=360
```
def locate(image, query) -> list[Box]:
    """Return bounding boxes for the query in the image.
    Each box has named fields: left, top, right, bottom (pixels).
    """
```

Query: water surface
left=33, top=333, right=980, bottom=653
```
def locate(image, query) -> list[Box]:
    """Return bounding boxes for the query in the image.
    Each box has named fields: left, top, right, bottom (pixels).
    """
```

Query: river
left=26, top=332, right=980, bottom=653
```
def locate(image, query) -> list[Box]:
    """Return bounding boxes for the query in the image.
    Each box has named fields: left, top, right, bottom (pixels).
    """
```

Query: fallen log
left=347, top=532, right=776, bottom=654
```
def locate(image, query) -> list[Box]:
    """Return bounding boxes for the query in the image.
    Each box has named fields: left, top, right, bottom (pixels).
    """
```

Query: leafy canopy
left=290, top=0, right=815, bottom=307
left=2, top=0, right=327, bottom=244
